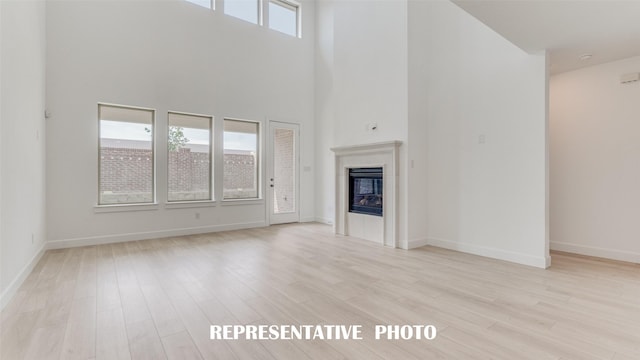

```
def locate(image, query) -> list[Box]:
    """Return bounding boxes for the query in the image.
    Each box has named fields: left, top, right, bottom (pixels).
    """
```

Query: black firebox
left=349, top=167, right=383, bottom=216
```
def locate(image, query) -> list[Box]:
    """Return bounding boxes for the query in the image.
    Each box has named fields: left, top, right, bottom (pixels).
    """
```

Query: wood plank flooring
left=1, top=223, right=639, bottom=359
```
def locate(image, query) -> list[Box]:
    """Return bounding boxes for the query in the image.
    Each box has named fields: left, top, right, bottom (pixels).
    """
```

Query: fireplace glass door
left=349, top=167, right=383, bottom=216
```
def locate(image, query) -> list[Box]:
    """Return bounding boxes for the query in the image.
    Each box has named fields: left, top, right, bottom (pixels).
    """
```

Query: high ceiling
left=452, top=0, right=640, bottom=74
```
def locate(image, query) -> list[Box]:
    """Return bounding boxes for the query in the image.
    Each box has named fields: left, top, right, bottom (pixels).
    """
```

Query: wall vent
left=620, top=72, right=640, bottom=84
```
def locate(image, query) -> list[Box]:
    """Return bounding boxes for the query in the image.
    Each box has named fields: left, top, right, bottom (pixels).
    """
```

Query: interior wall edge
left=406, top=238, right=429, bottom=250
left=313, top=217, right=333, bottom=225
left=0, top=242, right=46, bottom=311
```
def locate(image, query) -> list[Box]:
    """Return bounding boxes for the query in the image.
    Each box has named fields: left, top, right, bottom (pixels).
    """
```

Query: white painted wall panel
left=415, top=1, right=549, bottom=267
left=0, top=0, right=47, bottom=306
left=551, top=56, right=640, bottom=263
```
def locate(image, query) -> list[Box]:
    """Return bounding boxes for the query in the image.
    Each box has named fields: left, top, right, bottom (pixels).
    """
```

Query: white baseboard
left=0, top=243, right=46, bottom=311
left=46, top=221, right=267, bottom=250
left=299, top=216, right=317, bottom=223
left=314, top=217, right=333, bottom=225
left=427, top=237, right=549, bottom=269
left=406, top=238, right=429, bottom=250
left=551, top=241, right=640, bottom=264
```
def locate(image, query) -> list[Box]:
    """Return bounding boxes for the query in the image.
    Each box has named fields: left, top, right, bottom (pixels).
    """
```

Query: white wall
left=418, top=1, right=549, bottom=268
left=314, top=0, right=409, bottom=244
left=406, top=0, right=430, bottom=247
left=0, top=0, right=47, bottom=308
left=550, top=56, right=640, bottom=263
left=314, top=0, right=335, bottom=225
left=45, top=0, right=316, bottom=246
left=0, top=0, right=3, bottom=309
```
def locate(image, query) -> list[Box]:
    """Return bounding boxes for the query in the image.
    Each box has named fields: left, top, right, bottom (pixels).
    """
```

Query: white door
left=268, top=121, right=300, bottom=224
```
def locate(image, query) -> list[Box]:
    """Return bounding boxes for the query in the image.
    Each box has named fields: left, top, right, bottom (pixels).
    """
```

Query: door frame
left=267, top=120, right=300, bottom=225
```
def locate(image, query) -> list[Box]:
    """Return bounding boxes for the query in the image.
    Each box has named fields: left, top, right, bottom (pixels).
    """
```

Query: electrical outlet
left=31, top=234, right=35, bottom=244
left=195, top=212, right=200, bottom=219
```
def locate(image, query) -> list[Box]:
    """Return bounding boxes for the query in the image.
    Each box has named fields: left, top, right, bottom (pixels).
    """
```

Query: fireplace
left=349, top=167, right=383, bottom=216
left=331, top=141, right=400, bottom=247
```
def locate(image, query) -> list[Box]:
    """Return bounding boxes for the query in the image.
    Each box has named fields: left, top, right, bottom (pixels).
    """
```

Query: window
left=99, top=104, right=155, bottom=205
left=185, top=0, right=213, bottom=9
left=269, top=0, right=299, bottom=37
left=223, top=119, right=259, bottom=199
left=168, top=112, right=212, bottom=202
left=224, top=0, right=260, bottom=24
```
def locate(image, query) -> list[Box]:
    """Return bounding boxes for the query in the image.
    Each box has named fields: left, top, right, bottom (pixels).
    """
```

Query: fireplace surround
left=331, top=141, right=401, bottom=247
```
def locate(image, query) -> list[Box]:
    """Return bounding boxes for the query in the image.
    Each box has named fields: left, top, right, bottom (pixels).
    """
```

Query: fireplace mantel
left=330, top=140, right=402, bottom=158
left=331, top=141, right=401, bottom=248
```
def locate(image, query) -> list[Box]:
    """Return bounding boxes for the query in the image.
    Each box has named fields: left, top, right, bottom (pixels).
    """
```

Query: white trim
left=94, top=203, right=160, bottom=213
left=221, top=198, right=264, bottom=206
left=330, top=141, right=403, bottom=156
left=314, top=217, right=333, bottom=225
left=406, top=237, right=429, bottom=250
left=164, top=200, right=217, bottom=209
left=427, top=237, right=549, bottom=269
left=98, top=102, right=155, bottom=113
left=46, top=221, right=266, bottom=250
left=167, top=110, right=214, bottom=120
left=551, top=241, right=640, bottom=264
left=0, top=243, right=46, bottom=311
left=299, top=216, right=316, bottom=223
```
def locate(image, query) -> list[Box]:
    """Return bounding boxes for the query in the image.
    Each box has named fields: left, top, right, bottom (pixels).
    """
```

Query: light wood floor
left=1, top=223, right=639, bottom=360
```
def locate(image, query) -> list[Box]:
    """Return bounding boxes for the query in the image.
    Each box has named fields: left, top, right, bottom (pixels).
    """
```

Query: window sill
left=221, top=198, right=264, bottom=206
left=94, top=203, right=160, bottom=213
left=164, top=200, right=217, bottom=209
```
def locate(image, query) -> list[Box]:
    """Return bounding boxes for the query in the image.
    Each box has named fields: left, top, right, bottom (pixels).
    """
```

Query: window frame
left=224, top=0, right=263, bottom=25
left=268, top=0, right=301, bottom=38
left=222, top=118, right=261, bottom=201
left=185, top=0, right=215, bottom=10
left=166, top=111, right=214, bottom=203
left=97, top=103, right=156, bottom=206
